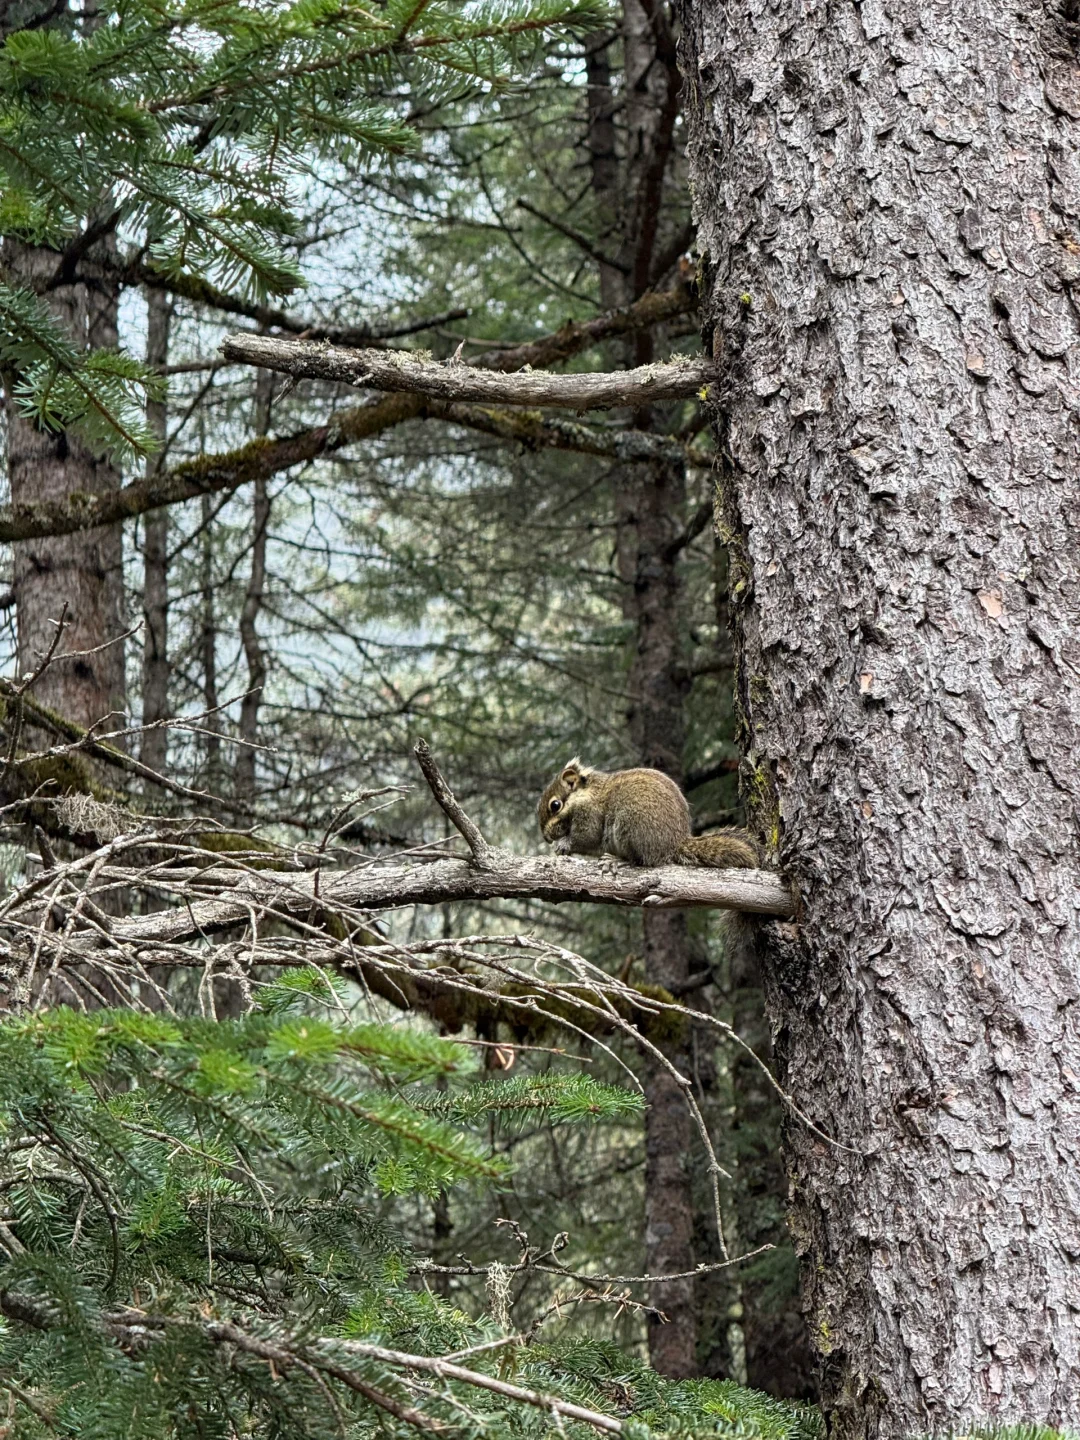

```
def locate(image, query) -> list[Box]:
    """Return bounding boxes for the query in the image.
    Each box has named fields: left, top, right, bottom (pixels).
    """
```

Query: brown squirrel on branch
left=537, top=759, right=759, bottom=869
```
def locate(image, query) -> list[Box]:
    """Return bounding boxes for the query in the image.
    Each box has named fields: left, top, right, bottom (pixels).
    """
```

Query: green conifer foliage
left=0, top=0, right=605, bottom=457
left=0, top=973, right=831, bottom=1436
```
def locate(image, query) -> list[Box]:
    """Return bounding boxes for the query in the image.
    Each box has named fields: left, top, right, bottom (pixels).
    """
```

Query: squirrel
left=537, top=759, right=759, bottom=869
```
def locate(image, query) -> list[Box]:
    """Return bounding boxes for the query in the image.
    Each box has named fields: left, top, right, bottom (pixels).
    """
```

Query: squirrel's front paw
left=553, top=837, right=573, bottom=855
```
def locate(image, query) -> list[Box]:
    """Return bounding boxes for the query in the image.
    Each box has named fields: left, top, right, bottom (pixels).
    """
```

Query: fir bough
left=0, top=991, right=820, bottom=1437
left=0, top=0, right=607, bottom=457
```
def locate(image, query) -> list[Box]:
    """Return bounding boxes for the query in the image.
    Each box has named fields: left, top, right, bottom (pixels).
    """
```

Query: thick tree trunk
left=679, top=1, right=1080, bottom=1434
left=5, top=244, right=126, bottom=733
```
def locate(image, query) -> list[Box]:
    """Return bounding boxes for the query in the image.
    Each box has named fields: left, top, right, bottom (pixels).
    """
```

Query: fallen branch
left=220, top=333, right=714, bottom=411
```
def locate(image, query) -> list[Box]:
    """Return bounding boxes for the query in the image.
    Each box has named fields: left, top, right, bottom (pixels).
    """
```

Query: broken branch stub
left=413, top=739, right=503, bottom=870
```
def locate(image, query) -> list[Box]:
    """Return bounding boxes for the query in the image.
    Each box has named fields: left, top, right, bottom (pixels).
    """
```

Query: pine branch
left=329, top=1338, right=625, bottom=1434
left=0, top=1294, right=623, bottom=1435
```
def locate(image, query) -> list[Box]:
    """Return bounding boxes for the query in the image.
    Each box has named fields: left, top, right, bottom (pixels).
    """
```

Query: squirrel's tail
left=677, top=829, right=759, bottom=869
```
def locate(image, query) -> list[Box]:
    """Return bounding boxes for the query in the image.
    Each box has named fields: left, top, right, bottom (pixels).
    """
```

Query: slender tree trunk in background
left=617, top=458, right=698, bottom=1377
left=691, top=1001, right=748, bottom=1387
left=211, top=368, right=271, bottom=1017
left=696, top=536, right=814, bottom=1396
left=4, top=244, right=125, bottom=732
left=584, top=32, right=623, bottom=308
left=726, top=943, right=816, bottom=1399
left=141, top=288, right=171, bottom=776
left=585, top=1, right=701, bottom=1376
left=236, top=369, right=272, bottom=802
left=200, top=492, right=222, bottom=792
left=679, top=1, right=1080, bottom=1433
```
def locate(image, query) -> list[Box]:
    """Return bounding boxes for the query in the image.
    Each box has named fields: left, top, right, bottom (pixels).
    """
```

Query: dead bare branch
left=28, top=853, right=792, bottom=957
left=220, top=333, right=715, bottom=412
left=413, top=739, right=502, bottom=870
left=0, top=285, right=703, bottom=544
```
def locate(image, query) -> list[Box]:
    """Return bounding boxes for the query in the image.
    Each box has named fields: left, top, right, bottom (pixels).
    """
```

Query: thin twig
left=413, top=739, right=503, bottom=871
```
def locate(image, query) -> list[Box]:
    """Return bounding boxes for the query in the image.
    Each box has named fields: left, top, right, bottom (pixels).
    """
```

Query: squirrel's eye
left=549, top=799, right=562, bottom=814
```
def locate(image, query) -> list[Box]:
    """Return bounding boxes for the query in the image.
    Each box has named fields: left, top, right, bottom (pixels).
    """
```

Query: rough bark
left=4, top=243, right=126, bottom=732
left=678, top=0, right=1080, bottom=1433
left=141, top=287, right=171, bottom=776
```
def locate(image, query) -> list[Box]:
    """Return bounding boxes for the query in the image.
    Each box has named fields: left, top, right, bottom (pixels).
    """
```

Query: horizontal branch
left=0, top=398, right=710, bottom=543
left=54, top=853, right=793, bottom=955
left=0, top=286, right=707, bottom=544
left=684, top=757, right=739, bottom=792
left=133, top=261, right=695, bottom=370
left=438, top=403, right=711, bottom=468
left=333, top=1338, right=623, bottom=1434
left=0, top=398, right=415, bottom=543
left=220, top=333, right=715, bottom=411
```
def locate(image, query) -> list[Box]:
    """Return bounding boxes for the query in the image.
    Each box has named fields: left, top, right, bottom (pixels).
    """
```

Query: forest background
left=4, top=0, right=1074, bottom=1432
left=0, top=0, right=821, bottom=1432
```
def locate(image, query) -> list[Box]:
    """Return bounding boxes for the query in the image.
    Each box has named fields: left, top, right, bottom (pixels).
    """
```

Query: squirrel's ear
left=561, top=757, right=585, bottom=788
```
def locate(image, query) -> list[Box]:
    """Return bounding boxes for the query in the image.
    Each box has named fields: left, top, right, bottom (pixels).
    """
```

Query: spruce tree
left=0, top=978, right=824, bottom=1437
left=0, top=0, right=604, bottom=451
